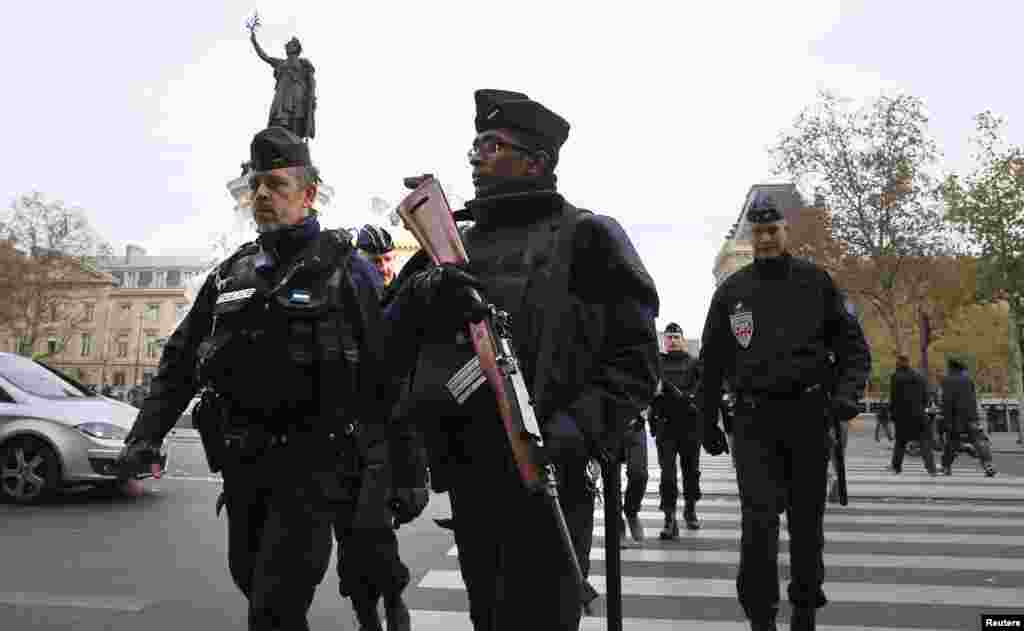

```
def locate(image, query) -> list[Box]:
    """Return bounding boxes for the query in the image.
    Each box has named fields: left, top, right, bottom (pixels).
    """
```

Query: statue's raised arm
left=250, top=30, right=280, bottom=67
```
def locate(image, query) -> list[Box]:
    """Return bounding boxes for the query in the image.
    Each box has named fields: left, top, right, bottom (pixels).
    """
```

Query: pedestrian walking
left=874, top=401, right=893, bottom=442
left=889, top=355, right=937, bottom=476
left=389, top=89, right=660, bottom=630
left=698, top=192, right=871, bottom=631
left=117, top=127, right=425, bottom=631
left=941, top=357, right=997, bottom=477
left=650, top=323, right=710, bottom=537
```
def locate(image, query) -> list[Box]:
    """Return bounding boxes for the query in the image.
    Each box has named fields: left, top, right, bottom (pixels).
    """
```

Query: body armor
left=196, top=230, right=361, bottom=430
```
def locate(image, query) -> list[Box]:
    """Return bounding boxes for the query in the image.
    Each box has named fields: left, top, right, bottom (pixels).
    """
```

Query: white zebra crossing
left=408, top=447, right=1024, bottom=630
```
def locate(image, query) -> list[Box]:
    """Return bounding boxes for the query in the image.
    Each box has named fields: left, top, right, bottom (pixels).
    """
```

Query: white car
left=0, top=352, right=167, bottom=504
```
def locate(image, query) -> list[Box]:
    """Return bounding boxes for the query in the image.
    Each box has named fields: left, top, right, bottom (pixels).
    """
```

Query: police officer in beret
left=698, top=192, right=871, bottom=631
left=389, top=89, right=661, bottom=630
left=117, top=127, right=425, bottom=631
left=650, top=322, right=716, bottom=538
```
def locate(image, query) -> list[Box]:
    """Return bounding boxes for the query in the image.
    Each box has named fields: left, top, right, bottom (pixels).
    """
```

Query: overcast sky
left=4, top=1, right=1022, bottom=336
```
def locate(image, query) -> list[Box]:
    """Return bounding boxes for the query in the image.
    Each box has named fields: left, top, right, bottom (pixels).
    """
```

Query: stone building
left=4, top=245, right=209, bottom=388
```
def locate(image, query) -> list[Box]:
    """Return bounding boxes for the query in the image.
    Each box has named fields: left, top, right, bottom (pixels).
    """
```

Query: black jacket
left=941, top=371, right=979, bottom=435
left=128, top=229, right=399, bottom=446
left=388, top=194, right=660, bottom=469
left=699, top=253, right=871, bottom=430
left=652, top=351, right=701, bottom=442
left=889, top=366, right=928, bottom=436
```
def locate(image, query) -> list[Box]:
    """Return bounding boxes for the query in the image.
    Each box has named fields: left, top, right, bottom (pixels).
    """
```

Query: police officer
left=391, top=89, right=660, bottom=630
left=357, top=224, right=398, bottom=289
left=699, top=192, right=871, bottom=631
left=650, top=322, right=708, bottom=538
left=117, top=127, right=425, bottom=631
left=338, top=223, right=423, bottom=631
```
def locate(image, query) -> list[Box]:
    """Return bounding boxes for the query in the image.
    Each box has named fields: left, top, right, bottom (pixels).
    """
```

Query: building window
left=138, top=271, right=153, bottom=288
left=110, top=271, right=124, bottom=287
left=144, top=332, right=160, bottom=359
left=145, top=303, right=160, bottom=322
left=47, top=338, right=59, bottom=355
left=120, top=303, right=132, bottom=313
left=83, top=303, right=95, bottom=322
left=117, top=336, right=129, bottom=358
left=16, top=336, right=32, bottom=356
left=113, top=372, right=126, bottom=386
left=49, top=303, right=59, bottom=322
left=175, top=303, right=189, bottom=321
left=166, top=270, right=182, bottom=287
left=80, top=333, right=94, bottom=358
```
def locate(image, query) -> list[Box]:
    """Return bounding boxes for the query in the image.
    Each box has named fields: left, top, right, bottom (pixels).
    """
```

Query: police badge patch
left=730, top=301, right=754, bottom=348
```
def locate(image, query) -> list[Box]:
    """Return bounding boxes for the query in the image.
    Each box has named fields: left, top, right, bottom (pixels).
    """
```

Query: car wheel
left=0, top=436, right=61, bottom=504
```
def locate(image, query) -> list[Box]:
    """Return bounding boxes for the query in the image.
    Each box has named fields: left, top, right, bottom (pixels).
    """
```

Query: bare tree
left=773, top=90, right=955, bottom=356
left=0, top=192, right=113, bottom=357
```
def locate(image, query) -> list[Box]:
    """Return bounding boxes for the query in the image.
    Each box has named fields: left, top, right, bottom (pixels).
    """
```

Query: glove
left=831, top=395, right=861, bottom=422
left=410, top=263, right=490, bottom=324
left=542, top=412, right=587, bottom=462
left=702, top=425, right=729, bottom=456
left=117, top=438, right=164, bottom=479
left=390, top=487, right=429, bottom=527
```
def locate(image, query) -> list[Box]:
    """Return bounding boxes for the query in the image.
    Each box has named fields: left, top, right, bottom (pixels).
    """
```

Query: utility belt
left=734, top=383, right=823, bottom=409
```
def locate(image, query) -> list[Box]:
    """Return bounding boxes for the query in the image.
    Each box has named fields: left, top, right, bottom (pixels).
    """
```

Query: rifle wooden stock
left=397, top=176, right=597, bottom=608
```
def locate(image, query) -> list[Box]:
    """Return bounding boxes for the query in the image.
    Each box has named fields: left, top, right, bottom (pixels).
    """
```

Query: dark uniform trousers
left=622, top=426, right=649, bottom=516
left=332, top=467, right=410, bottom=606
left=942, top=423, right=993, bottom=469
left=891, top=420, right=936, bottom=473
left=446, top=395, right=592, bottom=631
left=731, top=393, right=829, bottom=619
left=221, top=433, right=337, bottom=631
left=655, top=430, right=701, bottom=513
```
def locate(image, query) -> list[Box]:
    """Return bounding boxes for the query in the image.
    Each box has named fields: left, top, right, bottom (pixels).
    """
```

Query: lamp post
left=134, top=310, right=144, bottom=386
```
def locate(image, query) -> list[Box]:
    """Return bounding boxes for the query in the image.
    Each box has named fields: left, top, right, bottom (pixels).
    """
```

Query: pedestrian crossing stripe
left=409, top=610, right=934, bottom=631
left=638, top=482, right=1024, bottom=500
left=598, top=510, right=1024, bottom=528
left=446, top=546, right=1024, bottom=572
left=588, top=526, right=1024, bottom=546
left=418, top=570, right=1024, bottom=607
left=632, top=497, right=1024, bottom=513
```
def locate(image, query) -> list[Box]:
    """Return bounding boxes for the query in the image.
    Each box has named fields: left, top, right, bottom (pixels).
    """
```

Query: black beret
left=664, top=322, right=683, bottom=334
left=746, top=191, right=784, bottom=224
left=250, top=126, right=311, bottom=172
left=474, top=89, right=570, bottom=157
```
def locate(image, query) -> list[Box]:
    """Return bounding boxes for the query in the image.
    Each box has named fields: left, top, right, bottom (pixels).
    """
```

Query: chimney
left=125, top=244, right=147, bottom=263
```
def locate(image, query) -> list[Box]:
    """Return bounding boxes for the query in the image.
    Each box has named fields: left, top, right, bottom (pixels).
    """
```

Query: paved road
left=0, top=428, right=1021, bottom=630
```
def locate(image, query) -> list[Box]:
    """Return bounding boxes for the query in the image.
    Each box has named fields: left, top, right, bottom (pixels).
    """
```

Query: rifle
left=396, top=176, right=598, bottom=610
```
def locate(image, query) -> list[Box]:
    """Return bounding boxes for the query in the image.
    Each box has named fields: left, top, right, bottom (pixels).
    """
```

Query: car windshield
left=0, top=354, right=91, bottom=399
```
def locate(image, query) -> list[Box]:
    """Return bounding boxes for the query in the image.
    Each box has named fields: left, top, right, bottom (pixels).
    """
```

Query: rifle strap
left=531, top=205, right=592, bottom=421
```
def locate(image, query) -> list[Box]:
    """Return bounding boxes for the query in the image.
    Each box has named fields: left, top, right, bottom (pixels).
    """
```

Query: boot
left=383, top=593, right=411, bottom=631
left=352, top=596, right=383, bottom=631
left=984, top=463, right=997, bottom=477
left=659, top=512, right=679, bottom=540
left=625, top=512, right=645, bottom=542
left=790, top=606, right=816, bottom=631
left=683, top=501, right=700, bottom=530
left=619, top=516, right=635, bottom=548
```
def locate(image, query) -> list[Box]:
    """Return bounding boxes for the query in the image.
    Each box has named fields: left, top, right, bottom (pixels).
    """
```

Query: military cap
left=947, top=356, right=967, bottom=371
left=250, top=126, right=311, bottom=172
left=664, top=322, right=683, bottom=334
left=746, top=191, right=784, bottom=224
left=474, top=89, right=570, bottom=160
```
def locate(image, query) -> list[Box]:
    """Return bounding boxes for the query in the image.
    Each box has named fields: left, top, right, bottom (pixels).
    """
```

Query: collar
left=464, top=188, right=565, bottom=230
left=753, top=252, right=793, bottom=280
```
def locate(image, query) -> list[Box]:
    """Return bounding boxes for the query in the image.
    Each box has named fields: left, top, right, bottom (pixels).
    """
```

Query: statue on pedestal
left=247, top=12, right=317, bottom=140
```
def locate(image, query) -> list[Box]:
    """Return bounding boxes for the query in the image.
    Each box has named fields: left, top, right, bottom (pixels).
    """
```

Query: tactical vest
left=662, top=351, right=699, bottom=397
left=196, top=230, right=361, bottom=429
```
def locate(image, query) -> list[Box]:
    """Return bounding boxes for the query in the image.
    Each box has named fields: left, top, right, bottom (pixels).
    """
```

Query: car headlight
left=76, top=422, right=129, bottom=441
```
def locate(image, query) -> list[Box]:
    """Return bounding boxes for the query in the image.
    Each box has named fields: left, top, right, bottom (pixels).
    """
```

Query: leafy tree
left=0, top=192, right=113, bottom=356
left=773, top=90, right=957, bottom=357
left=942, top=111, right=1024, bottom=407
